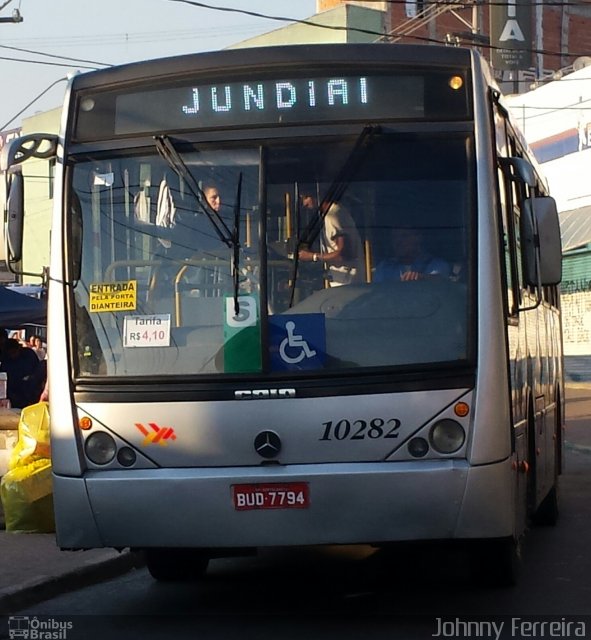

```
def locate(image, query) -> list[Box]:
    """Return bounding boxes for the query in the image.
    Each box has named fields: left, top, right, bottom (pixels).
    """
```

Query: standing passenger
left=297, top=194, right=365, bottom=286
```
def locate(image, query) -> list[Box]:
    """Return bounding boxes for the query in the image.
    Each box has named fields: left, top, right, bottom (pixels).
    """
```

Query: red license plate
left=232, top=482, right=310, bottom=511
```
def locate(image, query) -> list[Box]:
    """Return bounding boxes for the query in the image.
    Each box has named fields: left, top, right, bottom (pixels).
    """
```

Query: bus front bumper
left=53, top=458, right=514, bottom=549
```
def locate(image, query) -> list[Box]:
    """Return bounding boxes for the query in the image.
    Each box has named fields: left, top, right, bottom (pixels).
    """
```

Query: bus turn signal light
left=454, top=402, right=470, bottom=417
left=79, top=416, right=93, bottom=430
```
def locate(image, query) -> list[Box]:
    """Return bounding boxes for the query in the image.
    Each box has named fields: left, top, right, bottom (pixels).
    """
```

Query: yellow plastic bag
left=8, top=402, right=51, bottom=468
left=0, top=402, right=55, bottom=533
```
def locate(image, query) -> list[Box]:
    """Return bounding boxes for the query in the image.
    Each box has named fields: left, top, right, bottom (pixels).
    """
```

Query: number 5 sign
left=223, top=295, right=262, bottom=373
left=225, top=296, right=258, bottom=327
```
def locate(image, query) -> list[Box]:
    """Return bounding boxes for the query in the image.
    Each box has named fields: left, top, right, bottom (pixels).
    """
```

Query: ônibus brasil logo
left=8, top=616, right=73, bottom=639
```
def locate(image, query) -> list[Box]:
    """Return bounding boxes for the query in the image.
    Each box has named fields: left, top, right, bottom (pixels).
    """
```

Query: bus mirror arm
left=0, top=133, right=58, bottom=172
left=518, top=236, right=543, bottom=312
left=499, top=157, right=536, bottom=188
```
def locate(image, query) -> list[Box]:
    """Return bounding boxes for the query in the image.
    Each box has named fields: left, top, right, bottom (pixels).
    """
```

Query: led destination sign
left=74, top=71, right=469, bottom=139
left=114, top=75, right=414, bottom=134
left=182, top=77, right=369, bottom=115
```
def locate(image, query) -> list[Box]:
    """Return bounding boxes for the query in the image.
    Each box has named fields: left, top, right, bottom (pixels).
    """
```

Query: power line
left=167, top=0, right=390, bottom=40
left=0, top=5, right=581, bottom=52
left=525, top=76, right=591, bottom=82
left=2, top=0, right=590, bottom=130
left=0, top=44, right=110, bottom=67
left=165, top=0, right=591, bottom=60
left=0, top=25, right=263, bottom=49
left=1, top=1, right=587, bottom=71
left=313, top=0, right=591, bottom=5
left=0, top=77, right=67, bottom=130
left=511, top=104, right=591, bottom=111
left=0, top=55, right=99, bottom=69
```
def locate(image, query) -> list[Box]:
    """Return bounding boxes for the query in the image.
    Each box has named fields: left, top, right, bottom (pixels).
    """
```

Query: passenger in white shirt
left=297, top=194, right=364, bottom=287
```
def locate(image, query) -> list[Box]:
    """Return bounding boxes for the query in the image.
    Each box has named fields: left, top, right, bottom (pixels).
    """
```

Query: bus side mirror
left=4, top=170, right=24, bottom=265
left=1, top=133, right=58, bottom=275
left=522, top=196, right=562, bottom=287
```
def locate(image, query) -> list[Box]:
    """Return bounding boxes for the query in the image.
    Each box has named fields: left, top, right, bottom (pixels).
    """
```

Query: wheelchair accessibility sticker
left=269, top=314, right=325, bottom=371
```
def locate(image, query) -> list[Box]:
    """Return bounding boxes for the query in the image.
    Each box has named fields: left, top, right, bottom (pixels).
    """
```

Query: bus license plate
left=232, top=483, right=309, bottom=511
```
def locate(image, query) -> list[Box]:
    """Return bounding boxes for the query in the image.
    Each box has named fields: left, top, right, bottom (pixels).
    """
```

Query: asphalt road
left=8, top=386, right=591, bottom=640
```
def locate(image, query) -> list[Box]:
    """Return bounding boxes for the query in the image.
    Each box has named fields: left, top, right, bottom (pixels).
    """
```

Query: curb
left=565, top=382, right=591, bottom=390
left=564, top=440, right=591, bottom=456
left=0, top=551, right=145, bottom=615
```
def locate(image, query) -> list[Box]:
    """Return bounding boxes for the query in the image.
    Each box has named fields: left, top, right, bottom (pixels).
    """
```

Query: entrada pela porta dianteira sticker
left=89, top=280, right=137, bottom=312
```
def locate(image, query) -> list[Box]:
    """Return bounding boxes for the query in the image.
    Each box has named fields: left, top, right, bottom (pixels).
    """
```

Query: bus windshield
left=71, top=131, right=472, bottom=378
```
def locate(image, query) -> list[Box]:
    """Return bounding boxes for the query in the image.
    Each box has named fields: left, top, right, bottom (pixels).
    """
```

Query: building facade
left=314, top=0, right=591, bottom=93
left=229, top=1, right=385, bottom=47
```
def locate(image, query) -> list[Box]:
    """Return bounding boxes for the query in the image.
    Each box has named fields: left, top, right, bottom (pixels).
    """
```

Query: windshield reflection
left=71, top=133, right=471, bottom=378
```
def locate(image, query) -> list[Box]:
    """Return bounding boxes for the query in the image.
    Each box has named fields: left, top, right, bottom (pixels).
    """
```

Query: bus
left=1, top=43, right=564, bottom=585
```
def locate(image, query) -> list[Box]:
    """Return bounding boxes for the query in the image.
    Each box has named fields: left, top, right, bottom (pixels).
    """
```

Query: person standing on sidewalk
left=0, top=339, right=42, bottom=409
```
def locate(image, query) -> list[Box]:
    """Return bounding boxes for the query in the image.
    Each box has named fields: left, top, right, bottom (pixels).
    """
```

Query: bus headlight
left=408, top=437, right=429, bottom=458
left=429, top=419, right=465, bottom=454
left=117, top=446, right=137, bottom=467
left=85, top=431, right=117, bottom=465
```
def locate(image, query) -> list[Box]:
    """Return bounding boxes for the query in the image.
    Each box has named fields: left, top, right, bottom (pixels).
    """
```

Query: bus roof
left=71, top=43, right=475, bottom=92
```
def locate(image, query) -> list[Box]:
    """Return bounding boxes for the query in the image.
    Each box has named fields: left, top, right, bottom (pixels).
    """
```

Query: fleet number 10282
left=320, top=418, right=401, bottom=441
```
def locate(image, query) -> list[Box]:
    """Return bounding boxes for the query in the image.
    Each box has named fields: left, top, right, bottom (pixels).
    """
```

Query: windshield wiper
left=299, top=124, right=380, bottom=249
left=287, top=125, right=380, bottom=307
left=288, top=182, right=302, bottom=308
left=231, top=172, right=243, bottom=316
left=154, top=135, right=234, bottom=248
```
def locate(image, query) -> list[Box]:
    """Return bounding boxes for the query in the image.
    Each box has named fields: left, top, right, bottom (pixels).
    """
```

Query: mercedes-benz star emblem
left=254, top=431, right=282, bottom=459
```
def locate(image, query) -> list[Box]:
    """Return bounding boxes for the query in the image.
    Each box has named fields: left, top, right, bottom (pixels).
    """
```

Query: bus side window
left=495, top=106, right=521, bottom=317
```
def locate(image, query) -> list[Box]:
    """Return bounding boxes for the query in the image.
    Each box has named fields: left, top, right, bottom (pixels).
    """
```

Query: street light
left=0, top=8, right=23, bottom=23
left=449, top=31, right=490, bottom=46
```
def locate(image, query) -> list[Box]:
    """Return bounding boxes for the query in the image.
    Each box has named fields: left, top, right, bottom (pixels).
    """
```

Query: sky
left=0, top=0, right=317, bottom=130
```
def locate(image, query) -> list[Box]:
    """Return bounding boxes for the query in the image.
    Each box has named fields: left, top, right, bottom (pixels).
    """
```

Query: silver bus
left=1, top=44, right=564, bottom=585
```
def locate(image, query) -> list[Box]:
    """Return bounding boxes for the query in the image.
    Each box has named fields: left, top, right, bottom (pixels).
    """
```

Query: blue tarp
left=0, top=286, right=46, bottom=327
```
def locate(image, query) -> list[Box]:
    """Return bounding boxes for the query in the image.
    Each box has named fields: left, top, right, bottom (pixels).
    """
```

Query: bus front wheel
left=145, top=548, right=210, bottom=581
left=470, top=538, right=521, bottom=587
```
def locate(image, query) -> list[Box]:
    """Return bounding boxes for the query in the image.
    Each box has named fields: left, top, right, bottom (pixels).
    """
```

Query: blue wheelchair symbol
left=269, top=314, right=325, bottom=371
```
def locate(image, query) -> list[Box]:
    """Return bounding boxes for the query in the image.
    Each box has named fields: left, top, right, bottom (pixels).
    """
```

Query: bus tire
left=470, top=538, right=521, bottom=587
left=145, top=548, right=209, bottom=581
left=531, top=391, right=561, bottom=527
left=532, top=484, right=559, bottom=526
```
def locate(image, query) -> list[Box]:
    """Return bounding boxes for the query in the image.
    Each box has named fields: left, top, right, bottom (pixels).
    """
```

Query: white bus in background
left=1, top=43, right=564, bottom=586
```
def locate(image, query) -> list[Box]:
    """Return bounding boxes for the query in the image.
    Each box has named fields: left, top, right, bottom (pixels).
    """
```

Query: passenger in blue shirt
left=374, top=227, right=451, bottom=282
